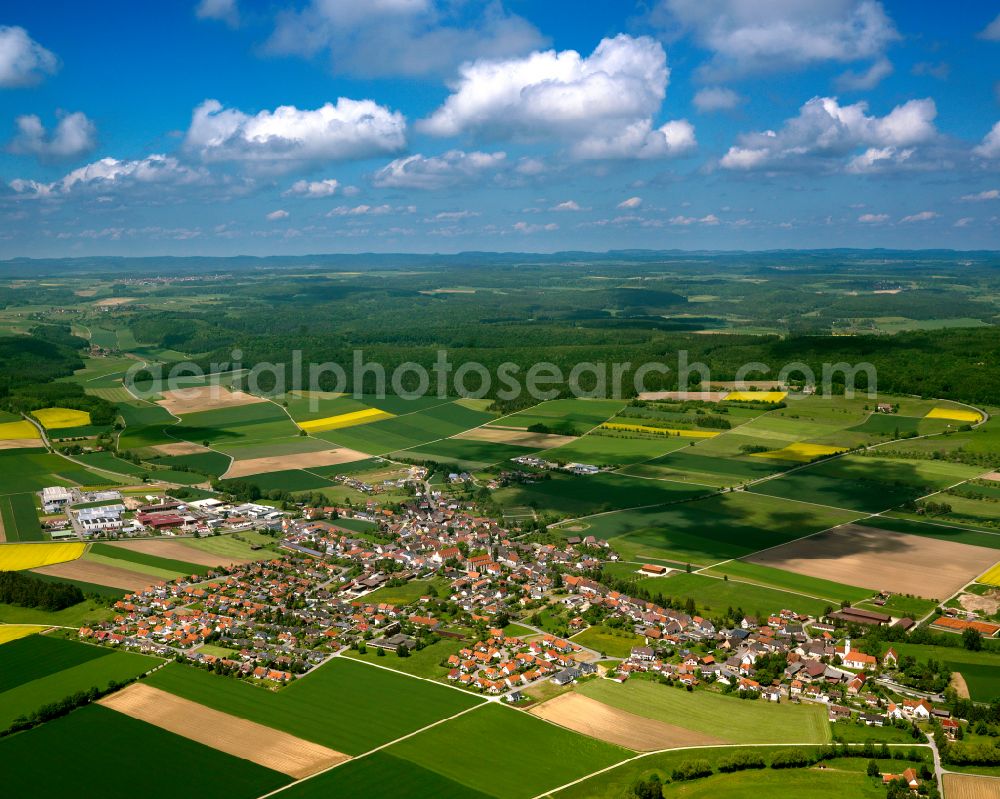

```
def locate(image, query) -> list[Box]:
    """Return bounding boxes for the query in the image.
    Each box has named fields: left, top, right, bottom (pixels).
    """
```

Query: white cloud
left=8, top=154, right=204, bottom=198
left=720, top=96, right=937, bottom=172
left=858, top=212, right=888, bottom=222
left=900, top=210, right=938, bottom=223
left=653, top=0, right=899, bottom=79
left=266, top=209, right=289, bottom=220
left=552, top=200, right=582, bottom=211
left=420, top=35, right=695, bottom=160
left=434, top=210, right=479, bottom=221
left=979, top=13, right=1000, bottom=41
left=184, top=98, right=406, bottom=171
left=974, top=122, right=1000, bottom=159
left=669, top=213, right=719, bottom=225
left=283, top=178, right=339, bottom=198
left=513, top=221, right=558, bottom=233
left=8, top=111, right=96, bottom=161
left=961, top=189, right=999, bottom=202
left=196, top=0, right=239, bottom=27
left=0, top=26, right=58, bottom=87
left=266, top=0, right=544, bottom=78
left=372, top=150, right=506, bottom=189
left=692, top=86, right=743, bottom=112
left=618, top=196, right=643, bottom=209
left=327, top=203, right=415, bottom=217
left=954, top=217, right=973, bottom=227
left=834, top=56, right=893, bottom=91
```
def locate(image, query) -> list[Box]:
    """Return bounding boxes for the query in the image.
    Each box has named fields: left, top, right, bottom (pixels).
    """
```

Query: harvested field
left=156, top=387, right=267, bottom=415
left=149, top=441, right=212, bottom=456
left=222, top=447, right=368, bottom=479
left=33, top=559, right=160, bottom=591
left=529, top=692, right=725, bottom=751
left=106, top=538, right=252, bottom=568
left=748, top=524, right=998, bottom=599
left=453, top=426, right=576, bottom=449
left=99, top=684, right=349, bottom=779
left=0, top=438, right=43, bottom=450
left=982, top=471, right=1000, bottom=482
left=638, top=391, right=728, bottom=401
left=960, top=589, right=1000, bottom=615
left=951, top=672, right=971, bottom=700
left=942, top=773, right=1000, bottom=799
left=93, top=297, right=136, bottom=307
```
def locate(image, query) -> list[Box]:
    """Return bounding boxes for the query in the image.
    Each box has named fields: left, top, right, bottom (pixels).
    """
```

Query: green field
left=145, top=657, right=483, bottom=754
left=0, top=493, right=42, bottom=541
left=570, top=625, right=645, bottom=658
left=494, top=471, right=713, bottom=518
left=169, top=402, right=298, bottom=446
left=624, top=449, right=789, bottom=487
left=543, top=432, right=692, bottom=466
left=863, top=515, right=1000, bottom=550
left=701, top=560, right=874, bottom=604
left=397, top=437, right=535, bottom=468
left=0, top=449, right=94, bottom=494
left=641, top=572, right=834, bottom=617
left=344, top=636, right=460, bottom=679
left=73, top=451, right=150, bottom=476
left=0, top=705, right=289, bottom=798
left=566, top=491, right=859, bottom=565
left=751, top=454, right=981, bottom=513
left=276, top=750, right=492, bottom=799
left=553, top=746, right=912, bottom=799
left=0, top=597, right=117, bottom=627
left=363, top=576, right=451, bottom=605
left=577, top=679, right=831, bottom=745
left=0, top=635, right=108, bottom=693
left=179, top=532, right=277, bottom=561
left=384, top=703, right=630, bottom=798
left=91, top=542, right=212, bottom=577
left=147, top=450, right=231, bottom=476
left=891, top=643, right=1000, bottom=702
left=492, top=399, right=627, bottom=436
left=0, top=644, right=161, bottom=728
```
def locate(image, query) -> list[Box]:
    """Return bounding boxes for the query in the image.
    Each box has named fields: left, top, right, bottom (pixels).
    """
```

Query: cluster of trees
left=2, top=677, right=136, bottom=738
left=0, top=571, right=83, bottom=610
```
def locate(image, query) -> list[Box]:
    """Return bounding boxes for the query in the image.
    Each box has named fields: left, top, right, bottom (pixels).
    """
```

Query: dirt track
left=748, top=524, right=999, bottom=600
left=99, top=684, right=349, bottom=778
left=32, top=559, right=159, bottom=591
left=157, top=387, right=268, bottom=415
left=222, top=447, right=368, bottom=478
left=529, top=691, right=725, bottom=751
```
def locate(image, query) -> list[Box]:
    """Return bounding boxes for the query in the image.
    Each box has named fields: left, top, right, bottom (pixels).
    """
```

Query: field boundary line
left=871, top=512, right=1000, bottom=538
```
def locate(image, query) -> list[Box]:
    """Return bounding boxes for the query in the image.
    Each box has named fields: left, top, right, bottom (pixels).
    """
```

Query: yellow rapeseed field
left=299, top=407, right=394, bottom=433
left=0, top=542, right=86, bottom=571
left=977, top=561, right=1000, bottom=587
left=724, top=391, right=788, bottom=403
left=0, top=420, right=40, bottom=439
left=925, top=407, right=982, bottom=424
left=0, top=625, right=49, bottom=645
left=601, top=422, right=719, bottom=438
left=32, top=407, right=91, bottom=429
left=751, top=442, right=847, bottom=462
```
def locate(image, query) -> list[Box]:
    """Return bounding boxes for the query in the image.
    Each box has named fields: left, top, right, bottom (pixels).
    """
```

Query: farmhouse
left=828, top=607, right=891, bottom=626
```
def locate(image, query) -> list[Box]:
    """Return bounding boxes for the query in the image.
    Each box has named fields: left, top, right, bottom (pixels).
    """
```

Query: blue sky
left=0, top=0, right=998, bottom=257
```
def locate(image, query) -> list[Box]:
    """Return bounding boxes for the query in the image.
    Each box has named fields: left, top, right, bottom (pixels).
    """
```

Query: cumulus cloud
left=961, top=189, right=999, bottom=202
left=8, top=154, right=204, bottom=199
left=954, top=217, right=973, bottom=227
left=8, top=111, right=96, bottom=161
left=420, top=35, right=695, bottom=160
left=693, top=86, right=743, bottom=112
left=720, top=96, right=938, bottom=172
left=327, top=203, right=415, bottom=217
left=434, top=210, right=479, bottom=221
left=618, top=196, right=643, bottom=209
left=266, top=209, right=289, bottom=220
left=670, top=213, right=719, bottom=225
left=513, top=221, right=557, bottom=233
left=184, top=98, right=406, bottom=171
left=196, top=0, right=239, bottom=27
left=552, top=200, right=582, bottom=211
left=373, top=150, right=506, bottom=190
left=652, top=0, right=899, bottom=80
left=283, top=178, right=339, bottom=198
left=979, top=13, right=1000, bottom=41
left=266, top=0, right=544, bottom=78
left=858, top=212, right=888, bottom=222
left=900, top=210, right=938, bottom=223
left=974, top=122, right=1000, bottom=159
left=0, top=26, right=58, bottom=87
left=834, top=56, right=893, bottom=92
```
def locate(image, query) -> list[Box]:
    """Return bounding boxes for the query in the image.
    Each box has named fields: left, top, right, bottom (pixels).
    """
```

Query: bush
left=671, top=759, right=713, bottom=781
left=770, top=749, right=816, bottom=769
left=718, top=751, right=767, bottom=772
